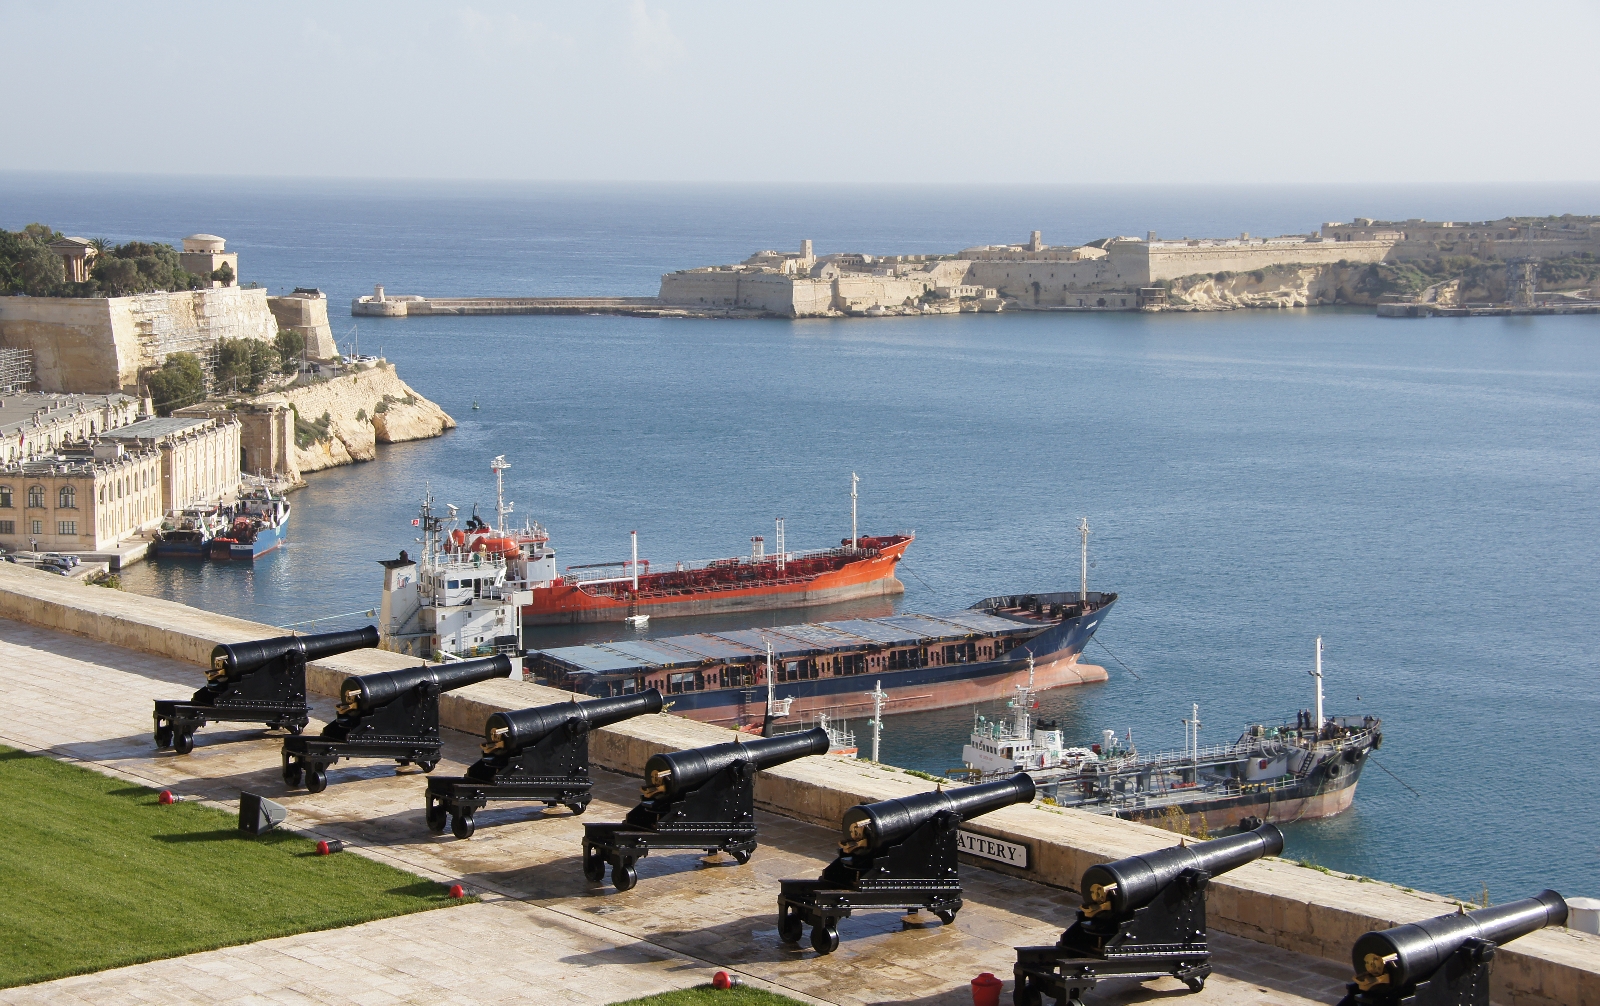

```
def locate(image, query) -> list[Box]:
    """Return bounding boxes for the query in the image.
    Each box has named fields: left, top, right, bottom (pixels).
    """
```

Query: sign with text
left=956, top=829, right=1029, bottom=870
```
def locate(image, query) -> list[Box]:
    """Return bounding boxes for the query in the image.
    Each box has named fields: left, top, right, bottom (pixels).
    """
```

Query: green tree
left=211, top=261, right=235, bottom=286
left=144, top=353, right=205, bottom=416
left=274, top=329, right=305, bottom=375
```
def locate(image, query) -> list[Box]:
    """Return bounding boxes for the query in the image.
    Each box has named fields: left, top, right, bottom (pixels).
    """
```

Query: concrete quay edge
left=2, top=561, right=1595, bottom=1006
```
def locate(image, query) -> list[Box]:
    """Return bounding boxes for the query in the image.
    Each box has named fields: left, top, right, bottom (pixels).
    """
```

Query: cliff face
left=262, top=364, right=455, bottom=475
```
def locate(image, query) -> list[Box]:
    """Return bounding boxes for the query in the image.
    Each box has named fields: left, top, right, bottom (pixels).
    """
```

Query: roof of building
left=100, top=415, right=217, bottom=442
left=48, top=236, right=94, bottom=250
left=0, top=392, right=137, bottom=440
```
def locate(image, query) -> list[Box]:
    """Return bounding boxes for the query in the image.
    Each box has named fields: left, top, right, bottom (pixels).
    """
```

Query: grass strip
left=0, top=745, right=461, bottom=989
left=611, top=986, right=809, bottom=1005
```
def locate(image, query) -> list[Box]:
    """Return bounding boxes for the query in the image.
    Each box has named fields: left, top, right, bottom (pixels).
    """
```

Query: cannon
left=1013, top=822, right=1283, bottom=1005
left=1336, top=890, right=1567, bottom=1006
left=425, top=689, right=664, bottom=838
left=778, top=772, right=1036, bottom=955
left=153, top=627, right=379, bottom=754
left=583, top=727, right=830, bottom=892
left=281, top=654, right=512, bottom=793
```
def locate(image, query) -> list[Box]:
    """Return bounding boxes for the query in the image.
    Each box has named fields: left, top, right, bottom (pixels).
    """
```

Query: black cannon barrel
left=842, top=773, right=1036, bottom=851
left=339, top=655, right=512, bottom=713
left=1081, top=822, right=1283, bottom=917
left=1350, top=890, right=1567, bottom=989
left=644, top=728, right=830, bottom=797
left=487, top=689, right=664, bottom=752
left=211, top=626, right=379, bottom=679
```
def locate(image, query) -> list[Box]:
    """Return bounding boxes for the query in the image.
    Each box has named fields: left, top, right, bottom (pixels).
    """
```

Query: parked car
left=43, top=552, right=79, bottom=567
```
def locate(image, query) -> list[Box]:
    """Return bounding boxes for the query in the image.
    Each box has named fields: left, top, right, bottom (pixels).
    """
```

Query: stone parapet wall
left=1, top=561, right=1594, bottom=1005
left=266, top=294, right=338, bottom=360
left=1147, top=239, right=1393, bottom=281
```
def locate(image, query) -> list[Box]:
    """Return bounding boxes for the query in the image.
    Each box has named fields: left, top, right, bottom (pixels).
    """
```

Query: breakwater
left=353, top=290, right=664, bottom=318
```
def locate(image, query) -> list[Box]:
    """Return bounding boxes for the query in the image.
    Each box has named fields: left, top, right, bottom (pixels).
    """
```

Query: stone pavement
left=0, top=618, right=1350, bottom=1005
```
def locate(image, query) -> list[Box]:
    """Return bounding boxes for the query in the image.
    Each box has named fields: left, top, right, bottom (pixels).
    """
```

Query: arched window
left=27, top=485, right=45, bottom=508
left=59, top=486, right=76, bottom=509
left=0, top=485, right=11, bottom=509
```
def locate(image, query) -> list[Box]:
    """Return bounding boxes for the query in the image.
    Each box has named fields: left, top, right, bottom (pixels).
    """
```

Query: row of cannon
left=151, top=628, right=1569, bottom=1006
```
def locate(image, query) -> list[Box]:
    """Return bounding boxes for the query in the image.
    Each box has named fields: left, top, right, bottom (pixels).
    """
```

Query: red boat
left=442, top=460, right=913, bottom=626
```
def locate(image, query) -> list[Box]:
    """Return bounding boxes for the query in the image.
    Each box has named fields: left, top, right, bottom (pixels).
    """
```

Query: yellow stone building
left=0, top=443, right=162, bottom=552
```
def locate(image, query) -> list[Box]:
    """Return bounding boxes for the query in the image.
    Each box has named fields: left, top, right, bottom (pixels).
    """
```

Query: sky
left=4, top=1, right=1599, bottom=185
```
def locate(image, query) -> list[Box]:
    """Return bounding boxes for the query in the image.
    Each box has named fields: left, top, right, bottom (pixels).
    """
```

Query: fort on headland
left=0, top=232, right=453, bottom=564
left=354, top=214, right=1600, bottom=319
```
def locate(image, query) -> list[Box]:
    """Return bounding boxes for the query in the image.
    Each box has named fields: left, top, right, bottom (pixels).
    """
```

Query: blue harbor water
left=4, top=175, right=1598, bottom=902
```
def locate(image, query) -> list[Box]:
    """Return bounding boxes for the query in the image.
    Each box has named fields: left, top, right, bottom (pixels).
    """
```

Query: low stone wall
left=1, top=561, right=1595, bottom=1005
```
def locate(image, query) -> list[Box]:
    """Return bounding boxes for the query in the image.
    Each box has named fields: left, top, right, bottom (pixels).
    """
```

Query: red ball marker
left=449, top=884, right=466, bottom=898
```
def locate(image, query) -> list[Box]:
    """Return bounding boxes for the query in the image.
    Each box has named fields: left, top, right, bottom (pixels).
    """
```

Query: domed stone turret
left=182, top=234, right=227, bottom=254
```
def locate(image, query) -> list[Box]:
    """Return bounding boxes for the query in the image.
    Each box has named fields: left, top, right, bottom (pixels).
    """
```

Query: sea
left=4, top=173, right=1598, bottom=903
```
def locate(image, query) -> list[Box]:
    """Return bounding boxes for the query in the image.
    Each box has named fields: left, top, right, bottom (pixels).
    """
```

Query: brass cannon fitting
left=641, top=767, right=672, bottom=799
left=1081, top=881, right=1119, bottom=917
left=839, top=819, right=873, bottom=854
left=1354, top=952, right=1398, bottom=991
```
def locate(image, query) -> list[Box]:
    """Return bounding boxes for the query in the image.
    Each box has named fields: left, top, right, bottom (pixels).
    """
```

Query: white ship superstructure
left=379, top=480, right=531, bottom=661
left=962, top=657, right=1097, bottom=776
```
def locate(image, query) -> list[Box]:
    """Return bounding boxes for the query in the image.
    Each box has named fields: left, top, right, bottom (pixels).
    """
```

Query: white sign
left=956, top=830, right=1029, bottom=869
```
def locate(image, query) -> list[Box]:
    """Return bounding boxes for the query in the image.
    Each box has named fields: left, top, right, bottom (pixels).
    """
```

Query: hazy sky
left=5, top=1, right=1597, bottom=184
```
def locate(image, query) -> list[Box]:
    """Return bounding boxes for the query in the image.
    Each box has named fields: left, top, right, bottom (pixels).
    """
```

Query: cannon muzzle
left=840, top=773, right=1035, bottom=853
left=642, top=728, right=829, bottom=798
left=338, top=655, right=512, bottom=714
left=484, top=689, right=664, bottom=754
left=1080, top=822, right=1283, bottom=919
left=1349, top=890, right=1567, bottom=992
left=209, top=626, right=379, bottom=682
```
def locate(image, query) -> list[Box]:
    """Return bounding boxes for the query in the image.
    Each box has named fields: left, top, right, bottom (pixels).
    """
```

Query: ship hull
left=521, top=537, right=910, bottom=625
left=664, top=598, right=1113, bottom=727
left=209, top=521, right=287, bottom=560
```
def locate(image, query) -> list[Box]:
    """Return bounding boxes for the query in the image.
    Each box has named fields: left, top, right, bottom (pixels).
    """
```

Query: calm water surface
left=4, top=176, right=1597, bottom=901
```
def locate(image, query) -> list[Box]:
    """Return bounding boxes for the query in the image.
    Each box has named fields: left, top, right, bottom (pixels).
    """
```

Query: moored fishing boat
left=208, top=483, right=290, bottom=560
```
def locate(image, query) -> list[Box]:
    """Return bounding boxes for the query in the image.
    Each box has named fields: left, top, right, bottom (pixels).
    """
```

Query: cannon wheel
left=564, top=799, right=589, bottom=816
left=425, top=801, right=447, bottom=834
left=285, top=721, right=305, bottom=736
left=933, top=908, right=958, bottom=926
left=419, top=759, right=439, bottom=774
left=778, top=907, right=803, bottom=944
left=810, top=922, right=840, bottom=955
left=731, top=848, right=752, bottom=865
left=172, top=730, right=194, bottom=755
left=612, top=860, right=638, bottom=893
left=451, top=809, right=475, bottom=840
left=305, top=764, right=328, bottom=794
left=582, top=847, right=605, bottom=883
left=1182, top=967, right=1210, bottom=993
left=1011, top=973, right=1042, bottom=1006
left=282, top=759, right=304, bottom=788
left=154, top=724, right=173, bottom=749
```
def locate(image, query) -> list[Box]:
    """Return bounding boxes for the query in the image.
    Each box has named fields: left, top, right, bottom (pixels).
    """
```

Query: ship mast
left=850, top=472, right=859, bottom=551
left=775, top=517, right=785, bottom=573
left=1311, top=636, right=1325, bottom=734
left=630, top=531, right=639, bottom=591
left=1182, top=703, right=1201, bottom=772
left=866, top=678, right=886, bottom=763
left=1079, top=517, right=1090, bottom=604
left=490, top=455, right=513, bottom=534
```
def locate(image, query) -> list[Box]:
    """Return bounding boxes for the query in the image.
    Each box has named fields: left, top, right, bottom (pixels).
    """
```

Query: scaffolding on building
left=0, top=347, right=34, bottom=394
left=1506, top=258, right=1539, bottom=309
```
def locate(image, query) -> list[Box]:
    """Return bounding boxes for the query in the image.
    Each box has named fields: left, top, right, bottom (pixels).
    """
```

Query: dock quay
left=2, top=561, right=1596, bottom=1005
left=1377, top=301, right=1600, bottom=319
left=353, top=287, right=664, bottom=318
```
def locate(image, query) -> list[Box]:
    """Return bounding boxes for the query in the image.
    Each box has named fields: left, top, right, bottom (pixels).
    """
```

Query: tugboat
left=152, top=507, right=227, bottom=558
left=960, top=656, right=1098, bottom=777
left=208, top=480, right=291, bottom=560
left=960, top=637, right=1382, bottom=830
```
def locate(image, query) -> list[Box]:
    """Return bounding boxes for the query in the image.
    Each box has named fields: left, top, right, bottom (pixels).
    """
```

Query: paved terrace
left=0, top=563, right=1596, bottom=1005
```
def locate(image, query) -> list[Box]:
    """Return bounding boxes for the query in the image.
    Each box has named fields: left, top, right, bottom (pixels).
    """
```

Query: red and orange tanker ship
left=449, top=463, right=913, bottom=626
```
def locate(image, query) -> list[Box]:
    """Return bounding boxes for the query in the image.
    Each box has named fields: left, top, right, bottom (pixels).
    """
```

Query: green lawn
left=611, top=987, right=808, bottom=1006
left=0, top=746, right=462, bottom=989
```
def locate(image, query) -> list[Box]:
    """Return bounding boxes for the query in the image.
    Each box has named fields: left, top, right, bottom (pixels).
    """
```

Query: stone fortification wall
left=1146, top=238, right=1392, bottom=281
left=266, top=293, right=338, bottom=359
left=1, top=560, right=1595, bottom=1006
left=269, top=364, right=455, bottom=474
left=0, top=287, right=279, bottom=394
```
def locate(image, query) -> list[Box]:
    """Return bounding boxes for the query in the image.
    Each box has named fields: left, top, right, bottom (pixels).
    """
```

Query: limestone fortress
left=655, top=216, right=1600, bottom=317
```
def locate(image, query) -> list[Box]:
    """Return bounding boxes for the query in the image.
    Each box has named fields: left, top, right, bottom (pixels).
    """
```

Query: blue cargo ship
left=529, top=589, right=1115, bottom=729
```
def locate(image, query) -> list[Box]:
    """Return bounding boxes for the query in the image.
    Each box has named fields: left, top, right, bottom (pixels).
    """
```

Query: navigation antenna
left=851, top=472, right=859, bottom=551
left=1182, top=703, right=1201, bottom=772
left=490, top=455, right=514, bottom=534
left=865, top=679, right=887, bottom=763
left=1311, top=637, right=1325, bottom=733
left=1079, top=517, right=1090, bottom=604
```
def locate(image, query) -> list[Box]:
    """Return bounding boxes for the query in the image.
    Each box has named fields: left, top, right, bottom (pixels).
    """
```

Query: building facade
left=0, top=443, right=162, bottom=552
left=0, top=392, right=145, bottom=465
left=101, top=415, right=242, bottom=512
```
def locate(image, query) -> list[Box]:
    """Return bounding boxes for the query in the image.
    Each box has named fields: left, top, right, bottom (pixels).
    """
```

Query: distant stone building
left=47, top=236, right=97, bottom=282
left=0, top=442, right=162, bottom=552
left=178, top=234, right=239, bottom=287
left=100, top=415, right=242, bottom=512
left=265, top=288, right=339, bottom=360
